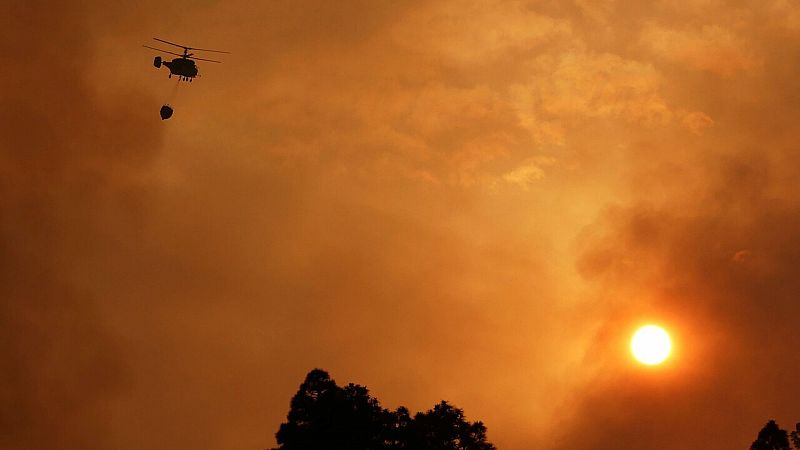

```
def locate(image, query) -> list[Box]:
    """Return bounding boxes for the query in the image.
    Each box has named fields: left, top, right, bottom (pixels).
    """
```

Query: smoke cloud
left=3, top=1, right=800, bottom=449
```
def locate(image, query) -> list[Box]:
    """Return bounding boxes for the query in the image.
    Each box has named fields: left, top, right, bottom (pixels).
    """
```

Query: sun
left=630, top=325, right=672, bottom=365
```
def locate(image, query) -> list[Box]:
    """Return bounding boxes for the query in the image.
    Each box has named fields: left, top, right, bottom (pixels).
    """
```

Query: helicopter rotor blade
left=189, top=56, right=222, bottom=63
left=142, top=45, right=186, bottom=57
left=186, top=47, right=230, bottom=54
left=153, top=37, right=229, bottom=54
left=153, top=37, right=188, bottom=49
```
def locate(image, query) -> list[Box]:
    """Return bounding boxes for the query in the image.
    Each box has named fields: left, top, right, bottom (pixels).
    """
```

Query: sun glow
left=631, top=325, right=672, bottom=365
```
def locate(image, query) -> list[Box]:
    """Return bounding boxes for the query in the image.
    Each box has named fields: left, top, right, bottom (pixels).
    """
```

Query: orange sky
left=3, top=1, right=800, bottom=449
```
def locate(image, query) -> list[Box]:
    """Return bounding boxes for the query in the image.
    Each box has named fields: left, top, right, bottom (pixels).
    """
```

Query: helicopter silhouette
left=143, top=38, right=228, bottom=82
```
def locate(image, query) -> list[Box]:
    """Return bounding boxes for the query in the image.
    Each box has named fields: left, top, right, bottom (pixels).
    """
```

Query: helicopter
left=143, top=37, right=228, bottom=82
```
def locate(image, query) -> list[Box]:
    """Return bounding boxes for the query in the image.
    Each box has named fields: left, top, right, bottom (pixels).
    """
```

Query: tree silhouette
left=751, top=420, right=790, bottom=450
left=791, top=423, right=800, bottom=450
left=272, top=369, right=495, bottom=450
left=406, top=401, right=495, bottom=450
left=274, top=369, right=392, bottom=450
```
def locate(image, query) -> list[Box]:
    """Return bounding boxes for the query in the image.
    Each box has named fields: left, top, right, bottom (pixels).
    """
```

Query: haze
left=3, top=1, right=800, bottom=449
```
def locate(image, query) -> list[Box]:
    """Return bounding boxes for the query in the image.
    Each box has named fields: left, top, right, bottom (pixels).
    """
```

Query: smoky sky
left=3, top=1, right=800, bottom=449
left=1, top=1, right=164, bottom=448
